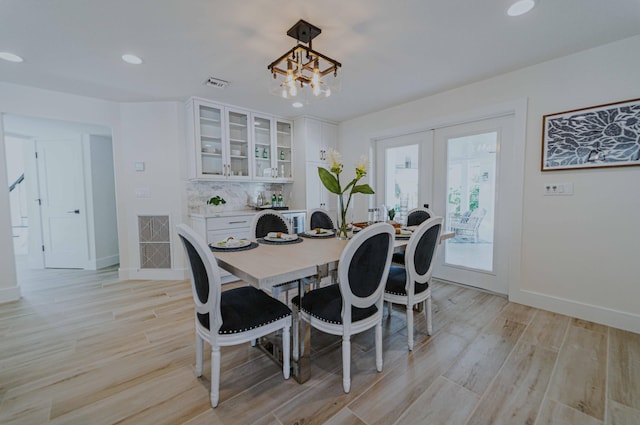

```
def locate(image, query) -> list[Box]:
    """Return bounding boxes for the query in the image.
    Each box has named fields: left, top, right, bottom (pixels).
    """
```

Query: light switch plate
left=134, top=161, right=145, bottom=172
left=544, top=182, right=573, bottom=196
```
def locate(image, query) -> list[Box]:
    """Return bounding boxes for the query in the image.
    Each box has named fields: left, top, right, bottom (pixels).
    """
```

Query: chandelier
left=268, top=20, right=341, bottom=103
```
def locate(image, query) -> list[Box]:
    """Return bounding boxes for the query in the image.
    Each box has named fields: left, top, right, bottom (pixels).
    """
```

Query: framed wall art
left=541, top=97, right=640, bottom=171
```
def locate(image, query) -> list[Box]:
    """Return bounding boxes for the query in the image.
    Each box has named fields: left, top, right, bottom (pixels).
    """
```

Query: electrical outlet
left=544, top=182, right=573, bottom=196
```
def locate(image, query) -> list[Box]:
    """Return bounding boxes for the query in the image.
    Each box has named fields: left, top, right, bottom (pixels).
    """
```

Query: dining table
left=211, top=229, right=454, bottom=383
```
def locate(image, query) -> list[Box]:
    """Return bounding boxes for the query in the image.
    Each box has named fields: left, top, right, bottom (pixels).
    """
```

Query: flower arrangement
left=318, top=149, right=374, bottom=239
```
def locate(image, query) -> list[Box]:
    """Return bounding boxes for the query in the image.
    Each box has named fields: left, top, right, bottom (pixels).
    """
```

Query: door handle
left=66, top=209, right=80, bottom=214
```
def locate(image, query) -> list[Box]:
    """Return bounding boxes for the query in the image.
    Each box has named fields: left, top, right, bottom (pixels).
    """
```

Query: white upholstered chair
left=176, top=224, right=291, bottom=407
left=392, top=207, right=434, bottom=265
left=384, top=216, right=442, bottom=350
left=292, top=222, right=395, bottom=392
left=308, top=208, right=335, bottom=230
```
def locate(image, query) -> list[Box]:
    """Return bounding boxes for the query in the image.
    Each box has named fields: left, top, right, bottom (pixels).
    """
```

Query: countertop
left=190, top=208, right=306, bottom=219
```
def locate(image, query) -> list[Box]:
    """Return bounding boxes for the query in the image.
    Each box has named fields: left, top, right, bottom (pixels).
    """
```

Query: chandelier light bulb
left=312, top=61, right=321, bottom=96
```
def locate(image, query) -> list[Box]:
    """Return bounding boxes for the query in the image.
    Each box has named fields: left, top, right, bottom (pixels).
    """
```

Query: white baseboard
left=0, top=286, right=21, bottom=304
left=510, top=289, right=640, bottom=334
left=118, top=267, right=188, bottom=281
left=85, top=254, right=120, bottom=271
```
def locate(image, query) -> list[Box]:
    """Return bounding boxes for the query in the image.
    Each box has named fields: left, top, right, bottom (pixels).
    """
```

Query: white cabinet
left=251, top=115, right=294, bottom=182
left=291, top=117, right=338, bottom=213
left=190, top=213, right=253, bottom=283
left=186, top=97, right=294, bottom=182
left=296, top=117, right=337, bottom=162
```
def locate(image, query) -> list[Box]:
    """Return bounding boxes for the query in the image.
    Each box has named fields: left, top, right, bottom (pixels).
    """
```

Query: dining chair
left=384, top=216, right=442, bottom=351
left=176, top=224, right=291, bottom=407
left=250, top=210, right=298, bottom=302
left=291, top=222, right=395, bottom=393
left=392, top=207, right=434, bottom=265
left=308, top=208, right=335, bottom=230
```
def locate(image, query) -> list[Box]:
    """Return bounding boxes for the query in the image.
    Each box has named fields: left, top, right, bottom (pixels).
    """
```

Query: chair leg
left=283, top=324, right=291, bottom=379
left=375, top=321, right=383, bottom=372
left=386, top=301, right=393, bottom=318
left=406, top=304, right=414, bottom=351
left=211, top=346, right=221, bottom=407
left=342, top=336, right=351, bottom=393
left=292, top=307, right=299, bottom=361
left=426, top=296, right=433, bottom=336
left=195, top=334, right=203, bottom=377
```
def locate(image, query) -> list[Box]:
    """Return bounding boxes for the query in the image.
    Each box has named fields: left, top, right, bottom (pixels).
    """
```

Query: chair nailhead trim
left=218, top=313, right=291, bottom=334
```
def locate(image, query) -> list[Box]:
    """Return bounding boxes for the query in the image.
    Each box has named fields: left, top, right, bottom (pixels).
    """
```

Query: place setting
left=299, top=228, right=335, bottom=238
left=258, top=231, right=304, bottom=245
left=209, top=237, right=258, bottom=252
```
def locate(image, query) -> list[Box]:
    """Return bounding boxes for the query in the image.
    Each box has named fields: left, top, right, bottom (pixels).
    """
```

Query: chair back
left=405, top=217, right=443, bottom=289
left=176, top=224, right=223, bottom=334
left=251, top=210, right=291, bottom=238
left=308, top=208, right=335, bottom=230
left=406, top=207, right=434, bottom=226
left=337, top=222, right=394, bottom=325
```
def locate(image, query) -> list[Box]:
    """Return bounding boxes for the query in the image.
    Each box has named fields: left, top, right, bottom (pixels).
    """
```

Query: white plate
left=305, top=229, right=334, bottom=237
left=210, top=239, right=251, bottom=249
left=264, top=234, right=298, bottom=242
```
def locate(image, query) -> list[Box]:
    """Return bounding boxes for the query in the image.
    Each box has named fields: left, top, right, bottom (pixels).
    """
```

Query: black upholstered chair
left=384, top=216, right=442, bottom=350
left=250, top=210, right=299, bottom=302
left=291, top=222, right=395, bottom=392
left=176, top=224, right=291, bottom=407
left=392, top=207, right=434, bottom=265
left=308, top=208, right=335, bottom=230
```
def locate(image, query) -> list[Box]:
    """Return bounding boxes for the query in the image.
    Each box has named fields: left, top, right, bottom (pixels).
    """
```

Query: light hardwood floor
left=1, top=265, right=639, bottom=425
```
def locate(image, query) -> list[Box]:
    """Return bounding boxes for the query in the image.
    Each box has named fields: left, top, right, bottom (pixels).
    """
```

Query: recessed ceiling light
left=121, top=54, right=143, bottom=65
left=507, top=0, right=536, bottom=16
left=0, top=52, right=24, bottom=63
left=292, top=102, right=304, bottom=108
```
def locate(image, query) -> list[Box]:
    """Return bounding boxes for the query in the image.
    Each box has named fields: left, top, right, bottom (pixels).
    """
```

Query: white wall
left=0, top=118, right=19, bottom=302
left=117, top=102, right=187, bottom=280
left=339, top=35, right=640, bottom=332
left=86, top=134, right=119, bottom=269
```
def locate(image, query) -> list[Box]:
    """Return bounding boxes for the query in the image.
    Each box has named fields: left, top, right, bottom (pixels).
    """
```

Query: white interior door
left=36, top=138, right=89, bottom=268
left=433, top=115, right=514, bottom=294
left=375, top=131, right=433, bottom=223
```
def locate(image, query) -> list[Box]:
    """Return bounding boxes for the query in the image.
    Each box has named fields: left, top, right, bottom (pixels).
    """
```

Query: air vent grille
left=204, top=77, right=229, bottom=89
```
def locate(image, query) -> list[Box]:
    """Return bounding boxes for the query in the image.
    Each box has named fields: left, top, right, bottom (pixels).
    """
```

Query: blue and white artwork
left=542, top=98, right=640, bottom=170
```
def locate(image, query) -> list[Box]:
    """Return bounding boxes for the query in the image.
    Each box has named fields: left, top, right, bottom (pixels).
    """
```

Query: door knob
left=66, top=209, right=80, bottom=214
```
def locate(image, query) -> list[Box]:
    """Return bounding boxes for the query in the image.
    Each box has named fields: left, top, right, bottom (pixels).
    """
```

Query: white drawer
left=206, top=215, right=253, bottom=231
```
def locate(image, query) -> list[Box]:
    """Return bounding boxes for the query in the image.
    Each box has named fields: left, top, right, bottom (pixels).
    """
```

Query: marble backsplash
left=186, top=181, right=294, bottom=213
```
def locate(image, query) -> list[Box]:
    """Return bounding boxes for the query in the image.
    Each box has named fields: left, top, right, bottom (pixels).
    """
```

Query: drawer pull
left=228, top=220, right=248, bottom=224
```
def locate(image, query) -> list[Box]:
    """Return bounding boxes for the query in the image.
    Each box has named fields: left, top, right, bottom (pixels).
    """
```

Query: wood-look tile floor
left=1, top=265, right=639, bottom=424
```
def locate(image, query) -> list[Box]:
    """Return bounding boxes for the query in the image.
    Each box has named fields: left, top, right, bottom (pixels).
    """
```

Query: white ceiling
left=1, top=0, right=639, bottom=122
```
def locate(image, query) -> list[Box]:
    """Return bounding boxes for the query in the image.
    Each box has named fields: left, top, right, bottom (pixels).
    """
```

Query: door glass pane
left=385, top=144, right=419, bottom=223
left=444, top=132, right=496, bottom=272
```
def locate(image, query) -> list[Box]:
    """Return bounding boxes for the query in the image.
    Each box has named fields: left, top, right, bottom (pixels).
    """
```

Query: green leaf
left=351, top=184, right=375, bottom=195
left=318, top=167, right=342, bottom=194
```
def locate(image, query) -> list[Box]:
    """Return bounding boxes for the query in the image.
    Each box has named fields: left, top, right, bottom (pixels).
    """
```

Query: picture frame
left=541, top=98, right=640, bottom=171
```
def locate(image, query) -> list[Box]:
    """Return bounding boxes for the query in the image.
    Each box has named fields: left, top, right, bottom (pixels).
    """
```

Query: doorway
left=374, top=131, right=433, bottom=223
left=433, top=115, right=514, bottom=294
left=2, top=114, right=119, bottom=274
left=374, top=109, right=523, bottom=295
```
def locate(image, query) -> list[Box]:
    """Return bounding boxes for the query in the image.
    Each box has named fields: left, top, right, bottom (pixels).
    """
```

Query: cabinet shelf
left=200, top=117, right=221, bottom=124
left=229, top=122, right=247, bottom=128
left=201, top=152, right=222, bottom=157
left=201, top=135, right=221, bottom=141
left=277, top=145, right=292, bottom=149
left=229, top=138, right=248, bottom=144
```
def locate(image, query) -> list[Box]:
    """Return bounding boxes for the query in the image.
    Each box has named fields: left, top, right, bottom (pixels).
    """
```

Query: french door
left=374, top=131, right=433, bottom=223
left=433, top=115, right=514, bottom=294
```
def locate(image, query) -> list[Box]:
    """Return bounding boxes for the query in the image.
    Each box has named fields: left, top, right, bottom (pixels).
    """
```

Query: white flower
left=355, top=155, right=368, bottom=177
left=326, top=148, right=342, bottom=167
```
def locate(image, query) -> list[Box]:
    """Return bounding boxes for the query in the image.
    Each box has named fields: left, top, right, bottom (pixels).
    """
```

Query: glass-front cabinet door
left=197, top=103, right=225, bottom=177
left=252, top=114, right=273, bottom=180
left=225, top=108, right=251, bottom=180
left=276, top=119, right=293, bottom=181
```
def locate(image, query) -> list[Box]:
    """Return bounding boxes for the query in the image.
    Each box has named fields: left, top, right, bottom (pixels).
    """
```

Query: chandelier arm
left=267, top=45, right=301, bottom=71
